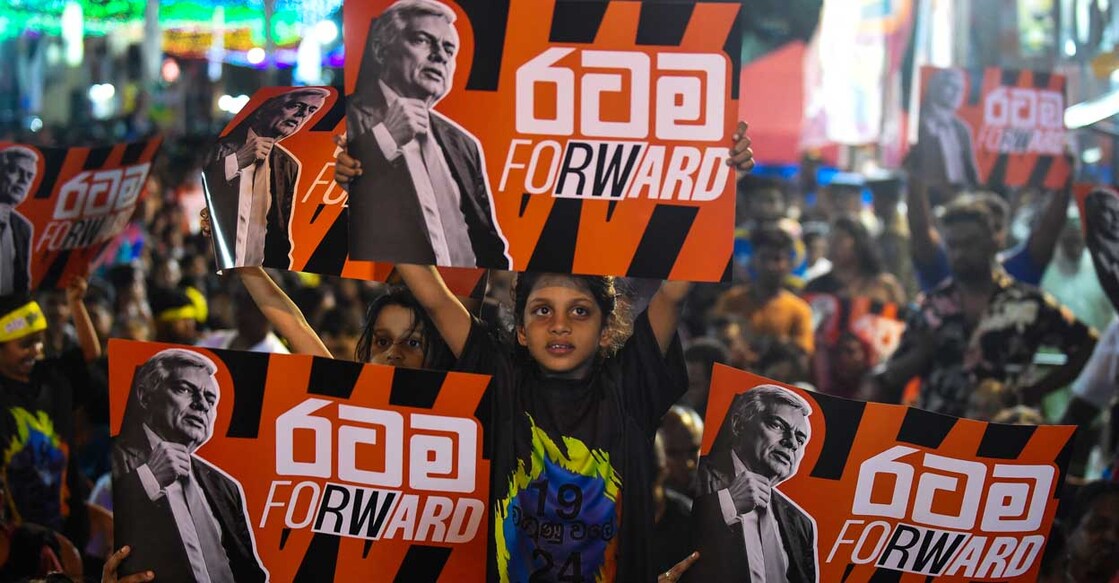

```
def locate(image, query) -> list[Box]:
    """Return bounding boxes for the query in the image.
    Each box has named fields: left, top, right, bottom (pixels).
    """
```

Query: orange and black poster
left=0, top=138, right=161, bottom=292
left=109, top=339, right=491, bottom=581
left=915, top=66, right=1069, bottom=190
left=343, top=0, right=741, bottom=280
left=686, top=364, right=1074, bottom=582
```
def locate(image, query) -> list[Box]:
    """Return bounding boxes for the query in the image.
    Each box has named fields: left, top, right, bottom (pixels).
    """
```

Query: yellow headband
left=157, top=305, right=199, bottom=323
left=0, top=301, right=47, bottom=343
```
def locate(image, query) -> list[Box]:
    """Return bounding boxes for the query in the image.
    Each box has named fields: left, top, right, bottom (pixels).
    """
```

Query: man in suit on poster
left=916, top=67, right=980, bottom=192
left=346, top=0, right=510, bottom=268
left=204, top=87, right=328, bottom=270
left=112, top=348, right=266, bottom=583
left=0, top=146, right=36, bottom=295
left=687, top=385, right=818, bottom=583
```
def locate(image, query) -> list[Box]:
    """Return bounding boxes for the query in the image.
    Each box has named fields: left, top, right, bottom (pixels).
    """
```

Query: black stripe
left=626, top=205, right=699, bottom=279
left=606, top=200, right=619, bottom=221
left=307, top=355, right=364, bottom=399
left=82, top=145, right=113, bottom=170
left=219, top=349, right=270, bottom=438
left=35, top=251, right=70, bottom=291
left=978, top=421, right=1038, bottom=459
left=896, top=407, right=957, bottom=449
left=306, top=206, right=349, bottom=274
left=121, top=141, right=148, bottom=165
left=310, top=93, right=346, bottom=132
left=723, top=3, right=743, bottom=99
left=636, top=2, right=694, bottom=46
left=548, top=0, right=608, bottom=44
left=392, top=544, right=453, bottom=583
left=474, top=382, right=493, bottom=461
left=966, top=68, right=984, bottom=106
left=986, top=154, right=1009, bottom=188
left=868, top=567, right=905, bottom=582
left=526, top=198, right=582, bottom=273
left=1026, top=155, right=1054, bottom=188
left=1053, top=428, right=1077, bottom=482
left=34, top=146, right=69, bottom=199
left=518, top=192, right=532, bottom=217
left=279, top=528, right=292, bottom=550
left=362, top=539, right=375, bottom=559
left=809, top=394, right=866, bottom=480
left=841, top=563, right=856, bottom=582
left=292, top=533, right=340, bottom=582
left=1001, top=68, right=1022, bottom=86
left=389, top=368, right=447, bottom=410
left=1034, top=71, right=1052, bottom=88
left=720, top=256, right=732, bottom=283
left=310, top=203, right=327, bottom=224
left=463, top=0, right=510, bottom=91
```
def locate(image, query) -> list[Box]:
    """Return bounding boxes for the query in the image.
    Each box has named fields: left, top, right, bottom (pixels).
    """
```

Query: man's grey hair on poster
left=1, top=145, right=38, bottom=165
left=729, top=384, right=812, bottom=437
left=364, top=0, right=457, bottom=70
left=249, top=87, right=331, bottom=131
left=130, top=349, right=218, bottom=414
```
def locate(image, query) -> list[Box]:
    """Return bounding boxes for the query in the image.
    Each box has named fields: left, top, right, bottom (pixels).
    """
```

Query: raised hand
left=728, top=121, right=755, bottom=171
left=102, top=546, right=154, bottom=583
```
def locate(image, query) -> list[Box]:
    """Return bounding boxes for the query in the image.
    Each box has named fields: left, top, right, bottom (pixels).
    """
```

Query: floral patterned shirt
left=896, top=271, right=1096, bottom=417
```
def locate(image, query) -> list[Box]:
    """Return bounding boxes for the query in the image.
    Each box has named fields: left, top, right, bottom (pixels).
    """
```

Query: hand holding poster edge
left=692, top=363, right=1076, bottom=582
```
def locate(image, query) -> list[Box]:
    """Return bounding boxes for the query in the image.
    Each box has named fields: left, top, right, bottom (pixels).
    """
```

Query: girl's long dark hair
left=355, top=286, right=454, bottom=370
left=832, top=216, right=885, bottom=277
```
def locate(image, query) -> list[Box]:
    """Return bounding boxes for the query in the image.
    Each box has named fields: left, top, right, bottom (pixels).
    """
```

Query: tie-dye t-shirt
left=456, top=311, right=687, bottom=582
left=0, top=351, right=88, bottom=545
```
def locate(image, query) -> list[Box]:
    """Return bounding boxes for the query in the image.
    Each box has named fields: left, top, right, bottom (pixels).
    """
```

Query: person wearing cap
left=150, top=287, right=203, bottom=345
left=0, top=276, right=101, bottom=554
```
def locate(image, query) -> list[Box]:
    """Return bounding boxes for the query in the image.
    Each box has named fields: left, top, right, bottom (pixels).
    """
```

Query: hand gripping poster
left=0, top=137, right=161, bottom=291
left=199, top=86, right=484, bottom=294
left=343, top=0, right=741, bottom=280
left=109, top=340, right=491, bottom=582
left=685, top=364, right=1075, bottom=583
left=914, top=66, right=1069, bottom=190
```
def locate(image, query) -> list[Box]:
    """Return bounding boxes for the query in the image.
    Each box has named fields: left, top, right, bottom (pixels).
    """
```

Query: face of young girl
left=517, top=277, right=608, bottom=380
left=369, top=304, right=426, bottom=369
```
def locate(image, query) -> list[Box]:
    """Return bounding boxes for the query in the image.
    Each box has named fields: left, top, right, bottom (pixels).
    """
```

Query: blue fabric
left=916, top=243, right=1043, bottom=292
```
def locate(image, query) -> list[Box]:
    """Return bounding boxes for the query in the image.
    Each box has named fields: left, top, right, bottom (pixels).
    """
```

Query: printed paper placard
left=109, top=339, right=491, bottom=582
left=342, top=0, right=741, bottom=280
left=686, top=364, right=1074, bottom=582
left=0, top=137, right=161, bottom=291
left=806, top=293, right=908, bottom=396
left=1073, top=183, right=1119, bottom=312
left=199, top=86, right=484, bottom=295
left=915, top=66, right=1069, bottom=190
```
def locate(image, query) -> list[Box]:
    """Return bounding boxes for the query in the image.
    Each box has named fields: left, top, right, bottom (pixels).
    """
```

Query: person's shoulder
left=431, top=111, right=481, bottom=151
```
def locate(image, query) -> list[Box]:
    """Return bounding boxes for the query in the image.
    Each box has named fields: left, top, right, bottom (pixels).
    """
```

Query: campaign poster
left=1073, top=183, right=1119, bottom=312
left=343, top=0, right=741, bottom=280
left=915, top=66, right=1069, bottom=190
left=686, top=364, right=1074, bottom=582
left=109, top=339, right=491, bottom=582
left=806, top=294, right=908, bottom=397
left=0, top=137, right=161, bottom=292
left=199, top=86, right=483, bottom=295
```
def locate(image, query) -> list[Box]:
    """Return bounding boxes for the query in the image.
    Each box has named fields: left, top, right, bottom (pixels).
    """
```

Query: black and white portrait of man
left=1084, top=188, right=1119, bottom=312
left=112, top=349, right=267, bottom=583
left=346, top=0, right=510, bottom=269
left=917, top=68, right=980, bottom=189
left=686, top=385, right=818, bottom=583
left=0, top=146, right=36, bottom=295
left=203, top=87, right=329, bottom=270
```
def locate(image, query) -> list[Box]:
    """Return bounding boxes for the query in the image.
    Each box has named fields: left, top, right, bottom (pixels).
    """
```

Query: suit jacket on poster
left=346, top=84, right=509, bottom=268
left=204, top=129, right=299, bottom=269
left=4, top=211, right=32, bottom=294
left=685, top=448, right=817, bottom=583
left=916, top=115, right=980, bottom=189
left=111, top=431, right=266, bottom=583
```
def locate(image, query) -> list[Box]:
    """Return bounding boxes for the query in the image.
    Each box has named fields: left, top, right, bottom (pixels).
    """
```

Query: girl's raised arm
left=394, top=264, right=472, bottom=358
left=238, top=267, right=333, bottom=358
left=647, top=280, right=692, bottom=355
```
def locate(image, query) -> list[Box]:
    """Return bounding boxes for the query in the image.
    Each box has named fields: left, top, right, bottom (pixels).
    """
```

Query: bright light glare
left=1065, top=91, right=1119, bottom=129
left=314, top=20, right=338, bottom=44
left=247, top=47, right=266, bottom=65
left=1083, top=147, right=1103, bottom=164
left=218, top=94, right=251, bottom=114
left=88, top=83, right=116, bottom=102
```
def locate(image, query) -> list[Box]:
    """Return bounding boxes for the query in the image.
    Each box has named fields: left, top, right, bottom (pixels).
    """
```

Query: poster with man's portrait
left=343, top=0, right=741, bottom=280
left=914, top=66, right=1069, bottom=190
left=687, top=364, right=1075, bottom=582
left=109, top=339, right=492, bottom=582
left=0, top=138, right=161, bottom=291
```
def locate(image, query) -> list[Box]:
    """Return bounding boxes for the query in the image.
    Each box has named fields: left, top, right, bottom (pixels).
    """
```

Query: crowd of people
left=0, top=109, right=1116, bottom=582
